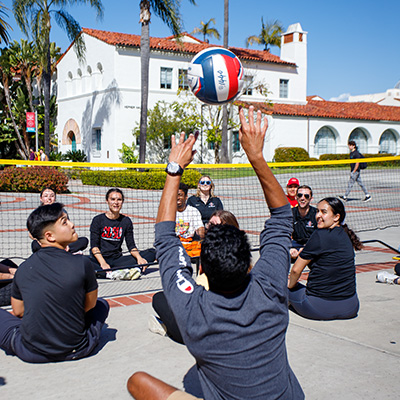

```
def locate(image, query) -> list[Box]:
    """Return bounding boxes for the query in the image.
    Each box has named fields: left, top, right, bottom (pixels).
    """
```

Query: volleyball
left=187, top=47, right=244, bottom=105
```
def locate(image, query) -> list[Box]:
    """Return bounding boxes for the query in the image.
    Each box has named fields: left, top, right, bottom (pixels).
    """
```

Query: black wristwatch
left=165, top=161, right=184, bottom=176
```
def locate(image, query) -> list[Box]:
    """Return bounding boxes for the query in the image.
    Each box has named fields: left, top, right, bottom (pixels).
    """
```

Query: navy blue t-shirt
left=12, top=247, right=98, bottom=357
left=187, top=195, right=223, bottom=225
left=300, top=227, right=356, bottom=300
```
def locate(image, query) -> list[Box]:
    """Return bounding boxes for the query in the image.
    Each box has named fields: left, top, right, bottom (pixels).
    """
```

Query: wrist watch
left=165, top=161, right=184, bottom=176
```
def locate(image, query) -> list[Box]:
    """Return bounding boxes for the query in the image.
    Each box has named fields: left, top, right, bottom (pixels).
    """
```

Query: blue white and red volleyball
left=187, top=47, right=244, bottom=105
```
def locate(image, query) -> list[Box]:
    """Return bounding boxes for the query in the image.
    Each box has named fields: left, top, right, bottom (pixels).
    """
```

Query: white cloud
left=329, top=93, right=351, bottom=102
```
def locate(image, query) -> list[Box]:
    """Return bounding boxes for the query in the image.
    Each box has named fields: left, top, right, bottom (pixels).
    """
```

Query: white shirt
left=175, top=205, right=203, bottom=239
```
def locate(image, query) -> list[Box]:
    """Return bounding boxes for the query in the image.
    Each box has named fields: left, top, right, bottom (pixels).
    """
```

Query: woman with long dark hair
left=288, top=197, right=361, bottom=320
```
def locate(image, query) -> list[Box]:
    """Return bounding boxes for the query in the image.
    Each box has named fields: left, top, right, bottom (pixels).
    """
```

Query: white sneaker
left=107, top=269, right=130, bottom=280
left=376, top=270, right=397, bottom=284
left=126, top=267, right=141, bottom=281
left=148, top=315, right=167, bottom=336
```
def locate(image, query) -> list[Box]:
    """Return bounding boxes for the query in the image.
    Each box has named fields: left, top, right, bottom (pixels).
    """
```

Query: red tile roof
left=240, top=99, right=400, bottom=122
left=81, top=28, right=295, bottom=66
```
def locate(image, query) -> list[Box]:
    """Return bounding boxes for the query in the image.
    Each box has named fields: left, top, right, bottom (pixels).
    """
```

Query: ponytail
left=342, top=224, right=363, bottom=251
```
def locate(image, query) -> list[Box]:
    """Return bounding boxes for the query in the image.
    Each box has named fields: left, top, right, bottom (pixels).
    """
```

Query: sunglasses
left=199, top=180, right=211, bottom=185
left=297, top=193, right=310, bottom=199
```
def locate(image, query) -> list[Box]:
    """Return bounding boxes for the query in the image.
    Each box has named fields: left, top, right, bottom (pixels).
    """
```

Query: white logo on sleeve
left=176, top=269, right=194, bottom=294
left=175, top=248, right=193, bottom=293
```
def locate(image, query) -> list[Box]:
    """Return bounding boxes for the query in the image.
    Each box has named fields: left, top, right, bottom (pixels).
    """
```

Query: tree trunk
left=43, top=35, right=51, bottom=157
left=1, top=73, right=28, bottom=159
left=139, top=1, right=151, bottom=164
left=220, top=0, right=230, bottom=163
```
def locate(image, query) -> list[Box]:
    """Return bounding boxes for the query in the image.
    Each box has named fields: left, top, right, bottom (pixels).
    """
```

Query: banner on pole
left=26, top=112, right=35, bottom=133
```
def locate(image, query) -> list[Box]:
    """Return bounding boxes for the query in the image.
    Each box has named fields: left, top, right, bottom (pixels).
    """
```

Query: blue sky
left=2, top=0, right=400, bottom=101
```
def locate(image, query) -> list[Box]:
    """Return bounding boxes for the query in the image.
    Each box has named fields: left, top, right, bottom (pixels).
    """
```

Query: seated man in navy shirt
left=127, top=106, right=304, bottom=400
left=290, top=185, right=317, bottom=259
left=0, top=203, right=109, bottom=363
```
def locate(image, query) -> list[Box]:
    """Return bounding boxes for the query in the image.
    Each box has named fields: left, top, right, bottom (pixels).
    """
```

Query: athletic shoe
left=126, top=267, right=141, bottom=281
left=339, top=195, right=347, bottom=201
left=376, top=271, right=397, bottom=284
left=107, top=269, right=130, bottom=280
left=363, top=195, right=372, bottom=202
left=148, top=315, right=167, bottom=337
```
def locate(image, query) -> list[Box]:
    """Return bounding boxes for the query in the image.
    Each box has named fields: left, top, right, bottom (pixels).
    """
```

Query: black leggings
left=288, top=283, right=359, bottom=320
left=152, top=291, right=184, bottom=344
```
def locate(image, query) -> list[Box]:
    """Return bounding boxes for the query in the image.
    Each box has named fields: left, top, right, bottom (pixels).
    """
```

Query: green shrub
left=62, top=150, right=87, bottom=162
left=0, top=166, right=69, bottom=192
left=320, top=153, right=400, bottom=167
left=274, top=147, right=310, bottom=162
left=59, top=167, right=87, bottom=180
left=80, top=169, right=202, bottom=189
left=49, top=151, right=63, bottom=161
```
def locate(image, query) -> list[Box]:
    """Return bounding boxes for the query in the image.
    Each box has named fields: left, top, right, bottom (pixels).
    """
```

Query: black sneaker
left=363, top=195, right=372, bottom=202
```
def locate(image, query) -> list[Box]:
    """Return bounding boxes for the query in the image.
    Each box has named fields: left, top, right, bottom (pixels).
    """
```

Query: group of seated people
left=0, top=106, right=379, bottom=399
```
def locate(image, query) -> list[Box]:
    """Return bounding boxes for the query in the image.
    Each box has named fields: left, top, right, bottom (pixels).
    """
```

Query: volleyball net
left=0, top=156, right=399, bottom=260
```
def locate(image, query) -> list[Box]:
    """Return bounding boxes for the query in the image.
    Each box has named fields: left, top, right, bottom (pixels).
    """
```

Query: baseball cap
left=287, top=178, right=300, bottom=187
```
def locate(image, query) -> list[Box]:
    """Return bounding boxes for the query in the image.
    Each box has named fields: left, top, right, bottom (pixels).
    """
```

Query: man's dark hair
left=178, top=182, right=189, bottom=196
left=297, top=185, right=313, bottom=197
left=27, top=203, right=66, bottom=240
left=201, top=224, right=251, bottom=292
left=106, top=187, right=124, bottom=201
left=348, top=140, right=357, bottom=148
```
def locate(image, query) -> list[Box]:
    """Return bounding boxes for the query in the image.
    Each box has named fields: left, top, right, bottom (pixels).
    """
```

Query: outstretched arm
left=239, top=106, right=288, bottom=209
left=156, top=133, right=197, bottom=224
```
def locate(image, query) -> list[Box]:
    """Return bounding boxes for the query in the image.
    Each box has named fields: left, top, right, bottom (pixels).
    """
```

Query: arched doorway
left=68, top=131, right=76, bottom=151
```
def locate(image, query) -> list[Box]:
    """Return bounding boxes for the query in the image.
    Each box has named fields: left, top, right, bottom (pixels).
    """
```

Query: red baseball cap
left=287, top=178, right=300, bottom=187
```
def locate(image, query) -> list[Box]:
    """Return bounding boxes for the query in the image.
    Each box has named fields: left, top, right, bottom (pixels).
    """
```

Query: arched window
left=87, top=66, right=92, bottom=75
left=349, top=128, right=367, bottom=153
left=77, top=68, right=82, bottom=78
left=97, top=62, right=103, bottom=73
left=314, top=127, right=336, bottom=156
left=67, top=71, right=73, bottom=80
left=379, top=130, right=397, bottom=154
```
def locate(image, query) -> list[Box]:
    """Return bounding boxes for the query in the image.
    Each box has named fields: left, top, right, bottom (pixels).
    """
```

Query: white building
left=56, top=23, right=400, bottom=163
left=348, top=81, right=400, bottom=106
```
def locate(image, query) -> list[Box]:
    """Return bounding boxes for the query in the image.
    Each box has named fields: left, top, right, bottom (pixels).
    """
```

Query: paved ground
left=1, top=167, right=399, bottom=258
left=0, top=227, right=399, bottom=399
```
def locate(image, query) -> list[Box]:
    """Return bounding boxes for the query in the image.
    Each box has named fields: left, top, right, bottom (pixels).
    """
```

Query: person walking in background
left=29, top=148, right=35, bottom=161
left=187, top=175, right=223, bottom=226
left=286, top=177, right=300, bottom=207
left=340, top=141, right=371, bottom=202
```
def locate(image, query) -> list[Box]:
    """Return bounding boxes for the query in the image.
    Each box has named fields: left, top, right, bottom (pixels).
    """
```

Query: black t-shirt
left=12, top=247, right=98, bottom=357
left=292, top=206, right=317, bottom=245
left=350, top=149, right=363, bottom=172
left=300, top=227, right=356, bottom=300
left=187, top=196, right=223, bottom=225
left=90, top=213, right=136, bottom=259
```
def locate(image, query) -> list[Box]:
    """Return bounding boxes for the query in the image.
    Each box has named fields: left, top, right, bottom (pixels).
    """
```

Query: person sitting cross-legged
left=290, top=185, right=317, bottom=259
left=0, top=203, right=109, bottom=363
left=288, top=197, right=361, bottom=320
left=90, top=188, right=156, bottom=280
left=175, top=183, right=205, bottom=258
left=127, top=107, right=304, bottom=400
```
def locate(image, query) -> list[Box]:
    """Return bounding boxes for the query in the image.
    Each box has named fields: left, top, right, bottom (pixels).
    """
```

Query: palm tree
left=0, top=2, right=11, bottom=45
left=138, top=0, right=195, bottom=163
left=8, top=39, right=36, bottom=112
left=12, top=0, right=104, bottom=158
left=191, top=18, right=220, bottom=43
left=246, top=18, right=284, bottom=51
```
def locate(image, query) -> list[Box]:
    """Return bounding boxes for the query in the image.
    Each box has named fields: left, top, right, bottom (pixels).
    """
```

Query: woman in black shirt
left=288, top=197, right=361, bottom=320
left=90, top=188, right=155, bottom=278
left=187, top=175, right=223, bottom=226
